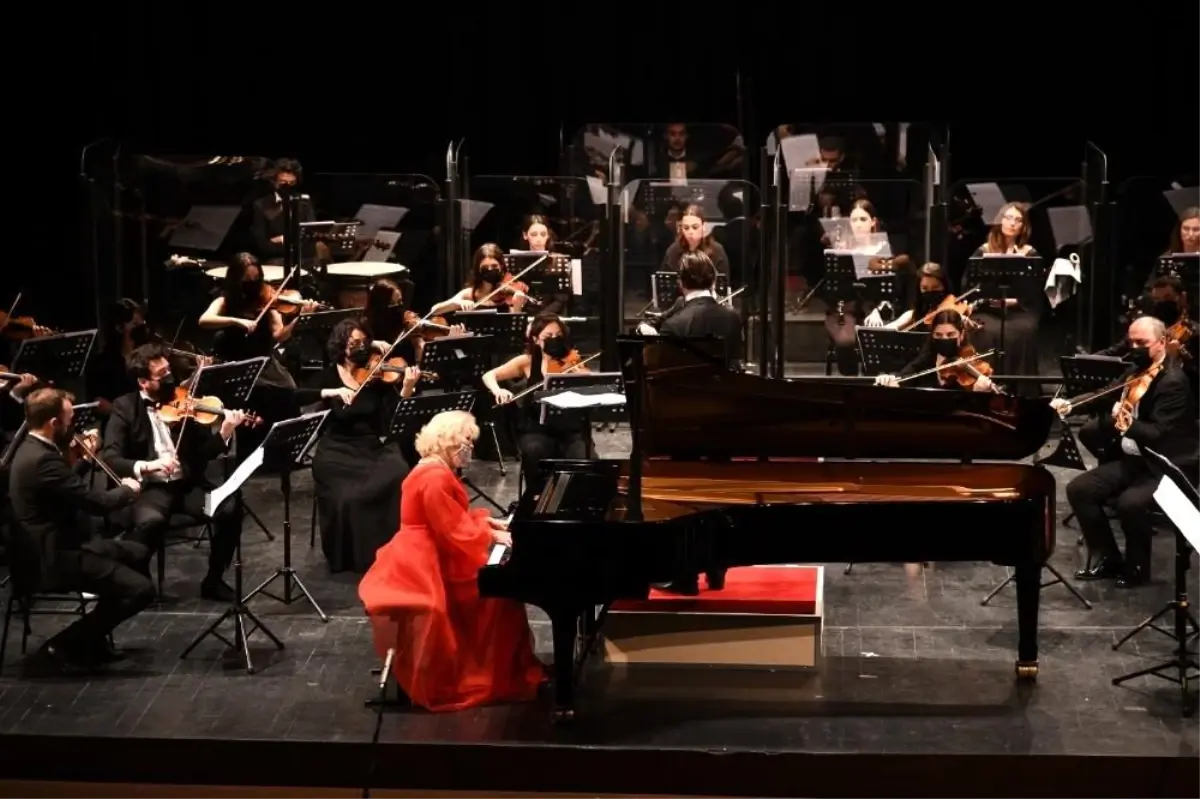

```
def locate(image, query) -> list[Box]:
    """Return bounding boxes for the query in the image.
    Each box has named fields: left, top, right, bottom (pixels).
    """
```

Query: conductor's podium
left=603, top=566, right=824, bottom=670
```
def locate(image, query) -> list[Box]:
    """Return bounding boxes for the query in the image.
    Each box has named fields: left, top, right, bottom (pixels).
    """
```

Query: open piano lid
left=617, top=336, right=1055, bottom=462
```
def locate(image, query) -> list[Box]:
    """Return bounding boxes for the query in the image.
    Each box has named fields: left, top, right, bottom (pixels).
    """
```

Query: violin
left=935, top=344, right=999, bottom=392
left=546, top=348, right=586, bottom=374
left=402, top=310, right=453, bottom=342
left=350, top=352, right=437, bottom=387
left=270, top=287, right=327, bottom=318
left=1166, top=311, right=1193, bottom=361
left=1114, top=361, right=1164, bottom=433
left=67, top=432, right=125, bottom=486
left=156, top=387, right=263, bottom=428
left=0, top=311, right=54, bottom=340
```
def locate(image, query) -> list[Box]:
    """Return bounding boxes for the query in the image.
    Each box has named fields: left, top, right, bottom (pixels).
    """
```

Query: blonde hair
left=414, top=410, right=480, bottom=458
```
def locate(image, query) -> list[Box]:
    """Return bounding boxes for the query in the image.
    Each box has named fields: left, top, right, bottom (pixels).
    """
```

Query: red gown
left=358, top=461, right=546, bottom=711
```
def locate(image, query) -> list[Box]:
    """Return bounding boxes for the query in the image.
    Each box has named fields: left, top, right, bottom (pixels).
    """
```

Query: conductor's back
left=656, top=250, right=743, bottom=369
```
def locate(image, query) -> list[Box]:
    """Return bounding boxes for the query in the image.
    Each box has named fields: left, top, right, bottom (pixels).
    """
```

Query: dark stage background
left=17, top=6, right=1199, bottom=332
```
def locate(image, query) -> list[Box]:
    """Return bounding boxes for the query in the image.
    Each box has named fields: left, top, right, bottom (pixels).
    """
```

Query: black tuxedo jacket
left=100, top=392, right=230, bottom=488
left=1096, top=363, right=1199, bottom=467
left=251, top=194, right=315, bottom=261
left=7, top=436, right=136, bottom=588
left=659, top=295, right=744, bottom=369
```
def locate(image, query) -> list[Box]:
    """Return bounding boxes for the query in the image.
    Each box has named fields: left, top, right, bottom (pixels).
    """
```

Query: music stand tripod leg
left=241, top=467, right=329, bottom=622
left=180, top=509, right=285, bottom=674
left=462, top=475, right=506, bottom=514
left=981, top=564, right=1092, bottom=609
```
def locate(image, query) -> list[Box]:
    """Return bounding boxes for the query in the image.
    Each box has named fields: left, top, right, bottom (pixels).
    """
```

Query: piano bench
left=604, top=566, right=824, bottom=671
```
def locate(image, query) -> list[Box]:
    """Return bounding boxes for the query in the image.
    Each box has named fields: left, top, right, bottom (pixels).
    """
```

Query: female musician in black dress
left=660, top=204, right=731, bottom=276
left=961, top=202, right=1041, bottom=393
left=362, top=278, right=419, bottom=363
left=296, top=318, right=421, bottom=573
left=481, top=313, right=593, bottom=498
left=873, top=309, right=996, bottom=393
left=879, top=262, right=952, bottom=331
left=1166, top=206, right=1200, bottom=256
left=431, top=244, right=530, bottom=316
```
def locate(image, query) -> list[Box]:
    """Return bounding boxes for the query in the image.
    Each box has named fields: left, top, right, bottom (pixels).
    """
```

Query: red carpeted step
left=613, top=566, right=821, bottom=616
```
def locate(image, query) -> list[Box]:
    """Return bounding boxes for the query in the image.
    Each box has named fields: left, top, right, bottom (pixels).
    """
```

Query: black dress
left=964, top=247, right=1042, bottom=395
left=296, top=368, right=409, bottom=573
left=511, top=356, right=592, bottom=497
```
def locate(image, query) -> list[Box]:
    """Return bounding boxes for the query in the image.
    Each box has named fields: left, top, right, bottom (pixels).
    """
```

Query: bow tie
left=143, top=397, right=160, bottom=409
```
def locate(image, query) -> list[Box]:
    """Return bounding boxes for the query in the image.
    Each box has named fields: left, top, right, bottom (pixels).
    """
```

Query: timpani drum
left=204, top=265, right=289, bottom=283
left=324, top=262, right=409, bottom=308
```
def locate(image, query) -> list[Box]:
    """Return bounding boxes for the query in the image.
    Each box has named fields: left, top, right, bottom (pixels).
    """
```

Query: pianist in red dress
left=358, top=409, right=546, bottom=711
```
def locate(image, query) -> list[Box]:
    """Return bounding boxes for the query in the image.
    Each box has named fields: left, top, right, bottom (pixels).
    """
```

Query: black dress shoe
left=38, top=642, right=95, bottom=675
left=1075, top=556, right=1124, bottom=581
left=200, top=579, right=235, bottom=602
left=86, top=639, right=128, bottom=664
left=655, top=579, right=700, bottom=596
left=1116, top=566, right=1149, bottom=589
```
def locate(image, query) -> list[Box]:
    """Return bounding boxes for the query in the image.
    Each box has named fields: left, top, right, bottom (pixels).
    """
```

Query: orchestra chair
left=0, top=522, right=99, bottom=674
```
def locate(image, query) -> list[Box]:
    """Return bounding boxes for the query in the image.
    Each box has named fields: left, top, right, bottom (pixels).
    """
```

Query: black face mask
left=1124, top=346, right=1153, bottom=370
left=129, top=324, right=150, bottom=344
left=348, top=346, right=372, bottom=367
left=932, top=338, right=960, bottom=359
left=155, top=374, right=178, bottom=402
left=919, top=290, right=947, bottom=313
left=541, top=336, right=569, bottom=360
left=479, top=268, right=502, bottom=285
left=243, top=280, right=264, bottom=299
left=1152, top=301, right=1181, bottom=325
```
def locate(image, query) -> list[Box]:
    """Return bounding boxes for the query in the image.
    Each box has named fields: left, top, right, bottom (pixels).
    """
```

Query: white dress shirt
left=134, top=392, right=182, bottom=482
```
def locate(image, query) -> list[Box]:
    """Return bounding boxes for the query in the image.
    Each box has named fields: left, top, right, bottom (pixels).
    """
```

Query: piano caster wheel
left=1014, top=661, right=1039, bottom=681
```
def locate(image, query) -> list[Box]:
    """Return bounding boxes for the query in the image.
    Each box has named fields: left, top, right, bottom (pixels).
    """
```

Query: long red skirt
left=358, top=462, right=545, bottom=711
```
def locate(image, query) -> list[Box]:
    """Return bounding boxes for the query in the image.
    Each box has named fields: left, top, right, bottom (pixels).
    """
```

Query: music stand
left=965, top=255, right=1045, bottom=359
left=180, top=416, right=288, bottom=674
left=856, top=274, right=902, bottom=311
left=1038, top=355, right=1128, bottom=474
left=448, top=311, right=528, bottom=355
left=12, top=329, right=96, bottom=386
left=242, top=411, right=331, bottom=621
left=537, top=371, right=626, bottom=426
left=652, top=271, right=731, bottom=309
left=1111, top=447, right=1199, bottom=716
left=385, top=390, right=475, bottom=444
left=293, top=307, right=363, bottom=368
left=1157, top=253, right=1198, bottom=293
left=419, top=334, right=495, bottom=390
left=856, top=328, right=927, bottom=377
left=819, top=253, right=860, bottom=311
left=70, top=402, right=103, bottom=436
left=503, top=252, right=573, bottom=300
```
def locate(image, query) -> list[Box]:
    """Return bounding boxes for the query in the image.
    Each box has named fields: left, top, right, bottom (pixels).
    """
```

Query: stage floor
left=1, top=429, right=1197, bottom=797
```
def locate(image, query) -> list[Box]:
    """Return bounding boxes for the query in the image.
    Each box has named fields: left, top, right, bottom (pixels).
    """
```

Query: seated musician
left=1099, top=275, right=1197, bottom=391
left=876, top=262, right=951, bottom=331
left=294, top=319, right=419, bottom=573
left=640, top=250, right=744, bottom=369
left=660, top=204, right=732, bottom=279
left=1057, top=316, right=1199, bottom=587
left=824, top=200, right=911, bottom=375
left=88, top=298, right=148, bottom=416
left=362, top=278, right=418, bottom=362
left=8, top=386, right=151, bottom=672
left=964, top=202, right=1042, bottom=393
left=1165, top=206, right=1200, bottom=256
left=251, top=158, right=315, bottom=263
left=358, top=410, right=546, bottom=711
left=101, top=344, right=253, bottom=601
left=517, top=215, right=567, bottom=315
left=430, top=243, right=529, bottom=316
left=482, top=313, right=594, bottom=498
left=874, top=309, right=996, bottom=393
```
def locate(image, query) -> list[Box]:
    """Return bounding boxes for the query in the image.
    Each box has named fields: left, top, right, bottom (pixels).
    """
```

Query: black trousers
left=1078, top=416, right=1120, bottom=464
left=1066, top=455, right=1157, bottom=571
left=518, top=429, right=590, bottom=499
left=50, top=538, right=155, bottom=651
left=125, top=480, right=242, bottom=580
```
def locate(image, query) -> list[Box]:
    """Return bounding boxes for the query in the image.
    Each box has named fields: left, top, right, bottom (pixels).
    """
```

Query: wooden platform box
left=603, top=566, right=824, bottom=669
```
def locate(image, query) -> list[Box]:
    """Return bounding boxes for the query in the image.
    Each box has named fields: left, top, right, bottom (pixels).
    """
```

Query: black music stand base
left=462, top=474, right=506, bottom=514
left=981, top=563, right=1092, bottom=610
left=180, top=529, right=285, bottom=674
left=1111, top=532, right=1200, bottom=716
left=243, top=467, right=328, bottom=622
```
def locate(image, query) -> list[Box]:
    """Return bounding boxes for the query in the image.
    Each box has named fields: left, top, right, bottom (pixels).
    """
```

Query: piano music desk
left=604, top=565, right=824, bottom=670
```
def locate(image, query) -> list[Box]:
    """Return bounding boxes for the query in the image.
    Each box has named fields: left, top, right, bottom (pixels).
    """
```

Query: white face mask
left=455, top=444, right=474, bottom=469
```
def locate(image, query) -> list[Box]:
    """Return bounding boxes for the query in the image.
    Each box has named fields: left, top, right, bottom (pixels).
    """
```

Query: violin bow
left=0, top=292, right=22, bottom=336
left=250, top=265, right=300, bottom=329
left=348, top=307, right=445, bottom=402
left=474, top=256, right=544, bottom=307
left=898, top=349, right=996, bottom=384
left=502, top=351, right=603, bottom=406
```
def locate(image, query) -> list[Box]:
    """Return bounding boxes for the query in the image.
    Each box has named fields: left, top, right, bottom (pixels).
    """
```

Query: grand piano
left=478, top=335, right=1058, bottom=716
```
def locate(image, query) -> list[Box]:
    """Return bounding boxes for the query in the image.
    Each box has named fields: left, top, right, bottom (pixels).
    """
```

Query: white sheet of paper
left=540, top=391, right=626, bottom=409
left=586, top=176, right=606, bottom=205
left=570, top=258, right=583, bottom=295
left=669, top=161, right=688, bottom=184
left=629, top=138, right=645, bottom=167
left=966, top=182, right=1008, bottom=223
left=1154, top=477, right=1200, bottom=550
left=205, top=445, right=263, bottom=518
left=1045, top=205, right=1092, bottom=249
left=353, top=204, right=408, bottom=240
left=779, top=133, right=820, bottom=170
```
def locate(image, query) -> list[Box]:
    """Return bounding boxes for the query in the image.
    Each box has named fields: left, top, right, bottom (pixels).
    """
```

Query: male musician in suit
left=1061, top=316, right=1199, bottom=587
left=101, top=344, right=249, bottom=601
left=251, top=158, right=316, bottom=263
left=8, top=387, right=152, bottom=672
left=645, top=250, right=744, bottom=595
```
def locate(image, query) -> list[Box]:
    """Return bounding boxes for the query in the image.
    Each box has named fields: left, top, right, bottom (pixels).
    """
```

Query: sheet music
left=1153, top=478, right=1200, bottom=550
left=540, top=391, right=626, bottom=409
left=204, top=445, right=263, bottom=518
left=570, top=258, right=583, bottom=295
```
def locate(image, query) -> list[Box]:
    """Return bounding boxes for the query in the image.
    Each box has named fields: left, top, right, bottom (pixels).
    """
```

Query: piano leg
left=548, top=608, right=582, bottom=718
left=1013, top=564, right=1041, bottom=681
